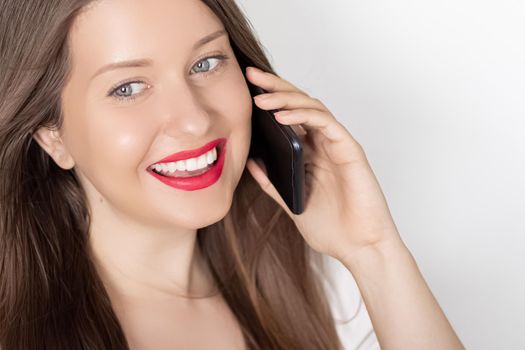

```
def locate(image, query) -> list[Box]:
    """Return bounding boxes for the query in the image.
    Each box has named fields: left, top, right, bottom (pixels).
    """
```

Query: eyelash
left=107, top=54, right=230, bottom=103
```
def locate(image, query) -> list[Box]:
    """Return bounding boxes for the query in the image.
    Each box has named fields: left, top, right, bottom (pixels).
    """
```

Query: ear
left=32, top=127, right=75, bottom=170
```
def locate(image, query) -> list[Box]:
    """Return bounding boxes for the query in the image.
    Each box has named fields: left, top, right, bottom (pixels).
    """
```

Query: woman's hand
left=244, top=66, right=402, bottom=263
left=244, top=67, right=466, bottom=350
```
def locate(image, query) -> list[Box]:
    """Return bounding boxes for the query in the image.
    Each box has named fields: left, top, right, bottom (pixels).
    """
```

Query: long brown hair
left=0, top=0, right=343, bottom=349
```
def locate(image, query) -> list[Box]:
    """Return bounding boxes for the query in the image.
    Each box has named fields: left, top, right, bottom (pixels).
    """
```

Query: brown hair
left=0, top=0, right=343, bottom=349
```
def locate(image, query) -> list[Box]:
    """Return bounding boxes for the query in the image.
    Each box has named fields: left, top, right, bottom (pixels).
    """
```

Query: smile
left=147, top=138, right=227, bottom=191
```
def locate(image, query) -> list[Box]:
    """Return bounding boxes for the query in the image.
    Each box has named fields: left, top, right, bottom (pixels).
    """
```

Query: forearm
left=340, top=237, right=464, bottom=350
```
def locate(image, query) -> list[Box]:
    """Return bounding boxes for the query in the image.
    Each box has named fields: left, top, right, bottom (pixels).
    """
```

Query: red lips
left=147, top=137, right=228, bottom=191
left=151, top=138, right=226, bottom=165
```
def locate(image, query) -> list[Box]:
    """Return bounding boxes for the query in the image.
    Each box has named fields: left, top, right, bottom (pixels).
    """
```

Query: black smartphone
left=247, top=82, right=306, bottom=215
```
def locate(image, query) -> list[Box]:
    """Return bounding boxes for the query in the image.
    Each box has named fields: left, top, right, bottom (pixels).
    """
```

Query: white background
left=237, top=1, right=525, bottom=349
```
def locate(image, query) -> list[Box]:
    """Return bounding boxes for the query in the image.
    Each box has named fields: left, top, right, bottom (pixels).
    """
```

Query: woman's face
left=59, top=0, right=253, bottom=229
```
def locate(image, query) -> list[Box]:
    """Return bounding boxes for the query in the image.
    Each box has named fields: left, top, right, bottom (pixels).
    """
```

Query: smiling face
left=53, top=0, right=253, bottom=230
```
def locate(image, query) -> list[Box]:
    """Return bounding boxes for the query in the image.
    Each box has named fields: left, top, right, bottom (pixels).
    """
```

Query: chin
left=198, top=192, right=235, bottom=228
left=156, top=192, right=234, bottom=230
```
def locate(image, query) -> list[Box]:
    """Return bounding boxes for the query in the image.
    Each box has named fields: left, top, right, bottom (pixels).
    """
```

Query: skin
left=33, top=0, right=250, bottom=347
left=245, top=69, right=465, bottom=348
left=33, top=0, right=464, bottom=348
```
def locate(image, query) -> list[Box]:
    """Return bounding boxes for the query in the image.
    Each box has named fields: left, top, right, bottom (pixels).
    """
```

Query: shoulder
left=312, top=252, right=381, bottom=350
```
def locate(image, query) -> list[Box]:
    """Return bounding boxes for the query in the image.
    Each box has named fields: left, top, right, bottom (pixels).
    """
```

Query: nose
left=160, top=84, right=212, bottom=138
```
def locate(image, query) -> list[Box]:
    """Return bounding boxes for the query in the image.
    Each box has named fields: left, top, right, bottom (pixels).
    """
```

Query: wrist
left=338, top=236, right=413, bottom=276
left=336, top=236, right=465, bottom=350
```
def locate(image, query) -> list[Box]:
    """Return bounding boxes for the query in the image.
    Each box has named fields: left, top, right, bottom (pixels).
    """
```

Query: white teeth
left=176, top=160, right=186, bottom=171
left=185, top=158, right=198, bottom=171
left=206, top=150, right=214, bottom=165
left=196, top=154, right=207, bottom=169
left=152, top=146, right=218, bottom=174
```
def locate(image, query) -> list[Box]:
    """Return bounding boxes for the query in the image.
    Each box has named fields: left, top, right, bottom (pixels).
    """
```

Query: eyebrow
left=90, top=29, right=227, bottom=80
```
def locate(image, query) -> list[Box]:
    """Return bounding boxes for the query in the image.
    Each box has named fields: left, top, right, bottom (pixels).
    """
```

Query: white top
left=316, top=253, right=381, bottom=350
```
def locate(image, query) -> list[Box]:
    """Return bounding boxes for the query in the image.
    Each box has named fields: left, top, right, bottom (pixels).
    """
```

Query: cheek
left=70, top=104, right=155, bottom=181
left=219, top=73, right=253, bottom=162
left=217, top=70, right=253, bottom=130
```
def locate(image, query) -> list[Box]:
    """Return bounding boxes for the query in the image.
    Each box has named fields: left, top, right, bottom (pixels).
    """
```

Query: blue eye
left=110, top=81, right=149, bottom=100
left=191, top=54, right=228, bottom=76
left=108, top=54, right=229, bottom=103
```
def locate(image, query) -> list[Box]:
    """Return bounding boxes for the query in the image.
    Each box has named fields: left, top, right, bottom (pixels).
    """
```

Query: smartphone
left=247, top=82, right=306, bottom=215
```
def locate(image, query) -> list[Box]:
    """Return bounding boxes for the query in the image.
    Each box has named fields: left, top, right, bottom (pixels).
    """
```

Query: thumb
left=245, top=158, right=293, bottom=216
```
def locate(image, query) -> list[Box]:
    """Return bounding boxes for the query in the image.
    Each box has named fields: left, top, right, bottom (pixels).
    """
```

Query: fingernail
left=274, top=110, right=290, bottom=117
left=254, top=94, right=270, bottom=101
left=248, top=66, right=263, bottom=74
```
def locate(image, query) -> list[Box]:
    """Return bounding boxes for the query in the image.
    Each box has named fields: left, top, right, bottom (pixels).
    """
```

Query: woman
left=0, top=0, right=464, bottom=349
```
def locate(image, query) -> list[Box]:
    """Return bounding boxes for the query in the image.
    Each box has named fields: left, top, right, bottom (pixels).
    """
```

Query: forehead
left=67, top=0, right=224, bottom=77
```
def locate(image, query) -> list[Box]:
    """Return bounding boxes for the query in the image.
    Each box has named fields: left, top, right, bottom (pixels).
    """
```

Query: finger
left=246, top=66, right=309, bottom=95
left=273, top=108, right=340, bottom=140
left=245, top=158, right=295, bottom=218
left=290, top=124, right=307, bottom=137
left=273, top=108, right=364, bottom=165
left=254, top=91, right=327, bottom=113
